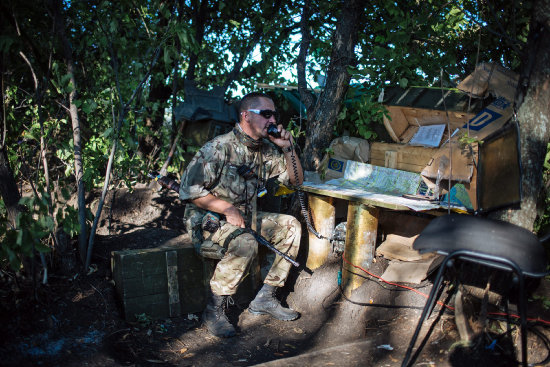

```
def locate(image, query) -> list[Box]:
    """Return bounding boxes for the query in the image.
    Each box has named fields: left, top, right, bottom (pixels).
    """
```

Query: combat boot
left=248, top=284, right=299, bottom=321
left=202, top=292, right=236, bottom=338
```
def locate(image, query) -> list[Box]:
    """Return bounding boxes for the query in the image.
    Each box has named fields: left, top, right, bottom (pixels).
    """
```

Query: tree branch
left=297, top=0, right=315, bottom=112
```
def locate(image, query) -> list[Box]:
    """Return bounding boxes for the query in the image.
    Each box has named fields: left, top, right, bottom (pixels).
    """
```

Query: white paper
left=408, top=124, right=446, bottom=147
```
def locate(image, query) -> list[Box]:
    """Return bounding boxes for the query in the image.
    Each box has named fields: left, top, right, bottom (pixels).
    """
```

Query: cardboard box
left=319, top=136, right=370, bottom=180
left=421, top=97, right=514, bottom=183
left=370, top=142, right=437, bottom=173
left=323, top=156, right=348, bottom=180
left=383, top=105, right=475, bottom=144
left=457, top=62, right=519, bottom=102
left=380, top=87, right=483, bottom=145
left=476, top=122, right=521, bottom=212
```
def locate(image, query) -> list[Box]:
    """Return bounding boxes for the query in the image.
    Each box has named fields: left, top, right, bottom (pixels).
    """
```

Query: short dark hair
left=239, top=92, right=273, bottom=113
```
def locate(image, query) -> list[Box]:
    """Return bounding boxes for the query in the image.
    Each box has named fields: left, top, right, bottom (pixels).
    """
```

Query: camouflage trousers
left=203, top=211, right=301, bottom=296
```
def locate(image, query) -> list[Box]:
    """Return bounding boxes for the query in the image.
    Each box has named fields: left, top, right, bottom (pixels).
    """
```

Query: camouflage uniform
left=179, top=127, right=301, bottom=296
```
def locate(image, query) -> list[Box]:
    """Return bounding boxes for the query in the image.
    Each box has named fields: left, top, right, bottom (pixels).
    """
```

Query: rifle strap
left=223, top=228, right=247, bottom=249
left=251, top=150, right=262, bottom=232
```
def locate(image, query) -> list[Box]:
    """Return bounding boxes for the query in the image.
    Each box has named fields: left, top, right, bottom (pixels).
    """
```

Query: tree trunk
left=139, top=70, right=172, bottom=159
left=185, top=0, right=209, bottom=81
left=297, top=0, right=315, bottom=112
left=0, top=145, right=21, bottom=226
left=51, top=0, right=88, bottom=264
left=138, top=8, right=173, bottom=160
left=301, top=0, right=364, bottom=171
left=490, top=0, right=550, bottom=231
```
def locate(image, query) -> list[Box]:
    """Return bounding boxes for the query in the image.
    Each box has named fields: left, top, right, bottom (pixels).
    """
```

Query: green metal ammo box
left=111, top=235, right=208, bottom=321
left=111, top=234, right=261, bottom=321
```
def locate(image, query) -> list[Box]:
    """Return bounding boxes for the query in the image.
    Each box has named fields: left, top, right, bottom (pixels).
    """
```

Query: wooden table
left=300, top=180, right=449, bottom=295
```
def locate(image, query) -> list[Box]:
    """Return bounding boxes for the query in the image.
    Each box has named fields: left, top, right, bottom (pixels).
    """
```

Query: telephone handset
left=266, top=124, right=329, bottom=242
left=267, top=124, right=281, bottom=139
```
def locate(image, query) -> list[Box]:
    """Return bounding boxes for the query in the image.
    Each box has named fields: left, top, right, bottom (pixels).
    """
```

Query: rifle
left=148, top=172, right=180, bottom=192
left=149, top=172, right=301, bottom=268
left=243, top=228, right=299, bottom=267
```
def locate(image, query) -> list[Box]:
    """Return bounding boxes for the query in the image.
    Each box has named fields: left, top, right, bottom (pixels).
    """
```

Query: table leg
left=306, top=194, right=336, bottom=270
left=342, top=202, right=379, bottom=296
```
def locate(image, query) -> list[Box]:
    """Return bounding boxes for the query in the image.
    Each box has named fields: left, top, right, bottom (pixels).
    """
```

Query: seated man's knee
left=231, top=233, right=258, bottom=258
left=289, top=216, right=301, bottom=235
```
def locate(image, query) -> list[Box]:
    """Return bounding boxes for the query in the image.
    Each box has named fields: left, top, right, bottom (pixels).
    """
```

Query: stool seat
left=403, top=214, right=549, bottom=367
left=413, top=214, right=546, bottom=276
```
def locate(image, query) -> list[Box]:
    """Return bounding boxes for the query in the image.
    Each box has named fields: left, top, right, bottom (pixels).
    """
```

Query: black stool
left=402, top=214, right=548, bottom=367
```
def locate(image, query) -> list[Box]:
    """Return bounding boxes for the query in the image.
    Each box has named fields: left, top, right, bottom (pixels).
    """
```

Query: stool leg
left=402, top=255, right=451, bottom=367
left=517, top=273, right=528, bottom=367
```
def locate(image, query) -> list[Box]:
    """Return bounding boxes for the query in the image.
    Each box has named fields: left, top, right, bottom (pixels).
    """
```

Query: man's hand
left=192, top=194, right=245, bottom=228
left=267, top=124, right=293, bottom=150
left=222, top=206, right=245, bottom=228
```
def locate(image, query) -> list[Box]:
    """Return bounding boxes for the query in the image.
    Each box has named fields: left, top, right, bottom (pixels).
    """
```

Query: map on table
left=326, top=161, right=423, bottom=196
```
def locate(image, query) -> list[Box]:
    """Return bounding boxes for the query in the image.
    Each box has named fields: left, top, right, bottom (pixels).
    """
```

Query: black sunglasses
left=246, top=109, right=279, bottom=120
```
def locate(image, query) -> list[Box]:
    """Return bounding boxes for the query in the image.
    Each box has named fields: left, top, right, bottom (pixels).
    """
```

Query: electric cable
left=342, top=251, right=550, bottom=329
left=342, top=252, right=456, bottom=311
left=337, top=282, right=426, bottom=310
left=476, top=319, right=550, bottom=367
left=340, top=253, right=550, bottom=364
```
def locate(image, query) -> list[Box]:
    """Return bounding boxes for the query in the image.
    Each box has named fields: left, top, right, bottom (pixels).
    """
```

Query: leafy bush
left=334, top=87, right=387, bottom=140
left=0, top=188, right=80, bottom=271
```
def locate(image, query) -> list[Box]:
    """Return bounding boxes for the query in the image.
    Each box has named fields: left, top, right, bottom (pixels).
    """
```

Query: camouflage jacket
left=179, top=127, right=291, bottom=236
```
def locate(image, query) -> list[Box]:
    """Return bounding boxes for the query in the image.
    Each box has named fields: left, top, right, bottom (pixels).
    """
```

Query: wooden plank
left=399, top=125, right=419, bottom=144
left=401, top=107, right=475, bottom=130
left=378, top=210, right=431, bottom=236
left=383, top=106, right=410, bottom=142
left=370, top=142, right=436, bottom=173
left=166, top=250, right=181, bottom=317
left=464, top=164, right=478, bottom=210
left=370, top=151, right=432, bottom=166
left=369, top=160, right=426, bottom=173
left=376, top=234, right=431, bottom=261
left=300, top=184, right=411, bottom=211
left=384, top=151, right=397, bottom=169
left=178, top=257, right=209, bottom=311
left=371, top=142, right=436, bottom=164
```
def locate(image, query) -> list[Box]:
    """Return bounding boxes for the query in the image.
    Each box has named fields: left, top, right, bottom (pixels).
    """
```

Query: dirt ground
left=2, top=184, right=550, bottom=366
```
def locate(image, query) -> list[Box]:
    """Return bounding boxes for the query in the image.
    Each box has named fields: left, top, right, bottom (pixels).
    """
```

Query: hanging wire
left=468, top=26, right=483, bottom=136
left=440, top=68, right=452, bottom=214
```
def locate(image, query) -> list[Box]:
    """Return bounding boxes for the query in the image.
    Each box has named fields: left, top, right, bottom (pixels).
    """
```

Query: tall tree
left=50, top=0, right=88, bottom=264
left=300, top=0, right=365, bottom=170
left=491, top=0, right=550, bottom=231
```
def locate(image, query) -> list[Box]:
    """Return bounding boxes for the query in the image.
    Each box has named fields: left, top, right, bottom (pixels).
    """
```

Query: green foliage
left=0, top=0, right=539, bottom=272
left=134, top=313, right=153, bottom=327
left=334, top=87, right=386, bottom=140
left=532, top=294, right=550, bottom=310
left=534, top=146, right=550, bottom=236
left=1, top=197, right=52, bottom=271
left=458, top=132, right=483, bottom=149
left=286, top=118, right=306, bottom=140
left=0, top=187, right=81, bottom=271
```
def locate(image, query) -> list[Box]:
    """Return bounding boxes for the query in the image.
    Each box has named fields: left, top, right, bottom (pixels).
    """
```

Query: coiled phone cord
left=288, top=147, right=332, bottom=241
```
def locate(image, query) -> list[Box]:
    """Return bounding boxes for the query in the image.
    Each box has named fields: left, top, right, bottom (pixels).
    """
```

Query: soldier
left=179, top=92, right=304, bottom=337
